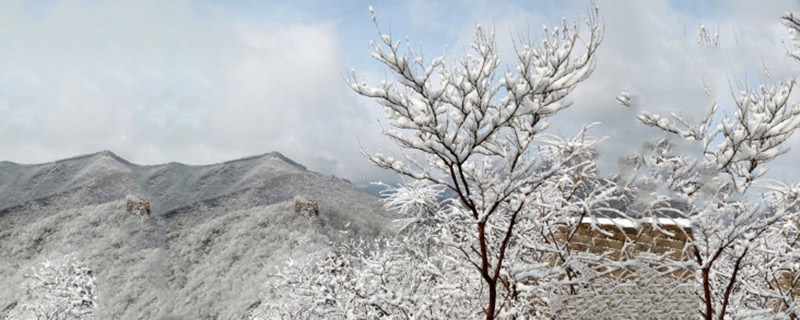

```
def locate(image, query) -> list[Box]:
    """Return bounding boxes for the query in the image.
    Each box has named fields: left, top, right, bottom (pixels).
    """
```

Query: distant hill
left=0, top=151, right=395, bottom=319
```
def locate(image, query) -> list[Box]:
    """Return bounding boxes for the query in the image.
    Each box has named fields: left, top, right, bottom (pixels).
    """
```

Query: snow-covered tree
left=262, top=131, right=644, bottom=319
left=266, top=7, right=800, bottom=320
left=746, top=181, right=800, bottom=319
left=629, top=19, right=800, bottom=317
left=344, top=5, right=603, bottom=319
left=3, top=255, right=97, bottom=320
left=783, top=13, right=800, bottom=63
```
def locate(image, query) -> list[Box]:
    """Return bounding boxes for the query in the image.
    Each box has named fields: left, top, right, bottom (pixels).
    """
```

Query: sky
left=1, top=0, right=800, bottom=187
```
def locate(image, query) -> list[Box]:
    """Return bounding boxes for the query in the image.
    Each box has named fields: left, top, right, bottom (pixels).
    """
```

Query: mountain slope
left=0, top=151, right=395, bottom=319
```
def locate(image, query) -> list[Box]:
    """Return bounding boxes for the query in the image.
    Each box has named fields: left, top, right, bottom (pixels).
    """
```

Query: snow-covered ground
left=0, top=151, right=394, bottom=319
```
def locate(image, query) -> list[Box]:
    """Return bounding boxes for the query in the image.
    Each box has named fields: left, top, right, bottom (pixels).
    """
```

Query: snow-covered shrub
left=4, top=255, right=97, bottom=320
left=261, top=235, right=481, bottom=319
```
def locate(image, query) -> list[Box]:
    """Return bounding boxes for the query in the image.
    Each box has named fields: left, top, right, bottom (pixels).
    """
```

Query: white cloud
left=0, top=0, right=396, bottom=185
left=379, top=0, right=800, bottom=181
left=565, top=0, right=800, bottom=179
left=3, top=0, right=800, bottom=185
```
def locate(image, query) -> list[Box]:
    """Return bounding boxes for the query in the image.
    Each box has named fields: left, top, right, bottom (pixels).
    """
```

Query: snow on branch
left=638, top=79, right=800, bottom=195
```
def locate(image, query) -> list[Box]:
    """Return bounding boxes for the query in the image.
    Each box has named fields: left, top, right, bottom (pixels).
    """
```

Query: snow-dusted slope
left=0, top=151, right=394, bottom=319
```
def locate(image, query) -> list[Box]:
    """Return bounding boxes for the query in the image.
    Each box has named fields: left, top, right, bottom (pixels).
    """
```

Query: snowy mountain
left=0, top=151, right=395, bottom=319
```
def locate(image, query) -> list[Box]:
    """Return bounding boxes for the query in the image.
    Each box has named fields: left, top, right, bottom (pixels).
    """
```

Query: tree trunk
left=486, top=280, right=497, bottom=320
left=703, top=268, right=713, bottom=320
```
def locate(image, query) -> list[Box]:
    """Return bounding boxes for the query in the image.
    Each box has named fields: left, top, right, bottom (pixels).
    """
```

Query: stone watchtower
left=293, top=195, right=318, bottom=216
left=125, top=195, right=151, bottom=216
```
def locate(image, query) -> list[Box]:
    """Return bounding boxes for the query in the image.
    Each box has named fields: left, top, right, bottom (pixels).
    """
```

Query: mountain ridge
left=0, top=150, right=303, bottom=169
left=0, top=151, right=394, bottom=319
left=0, top=150, right=333, bottom=213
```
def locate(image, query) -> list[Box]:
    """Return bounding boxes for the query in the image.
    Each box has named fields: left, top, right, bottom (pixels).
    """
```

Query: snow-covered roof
left=580, top=217, right=692, bottom=228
